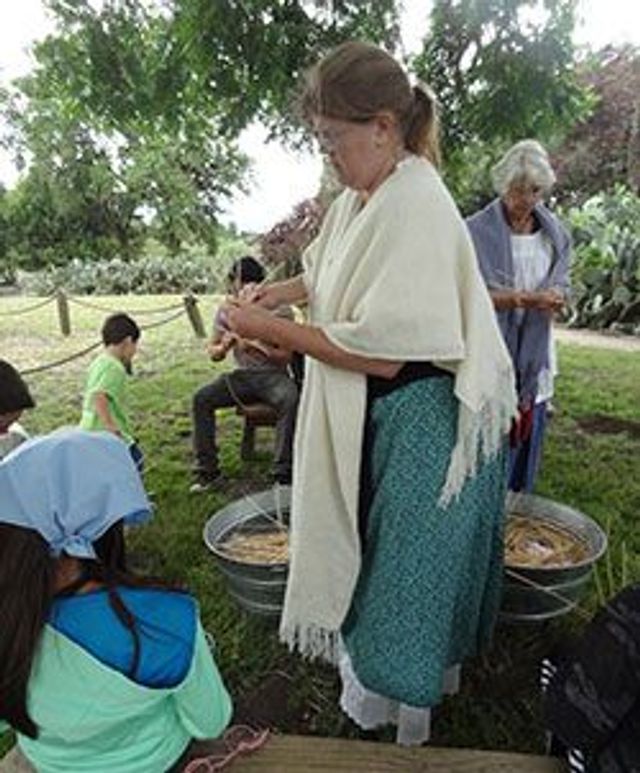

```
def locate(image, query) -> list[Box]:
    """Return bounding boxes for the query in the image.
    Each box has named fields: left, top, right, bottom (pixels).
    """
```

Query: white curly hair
left=491, top=139, right=556, bottom=196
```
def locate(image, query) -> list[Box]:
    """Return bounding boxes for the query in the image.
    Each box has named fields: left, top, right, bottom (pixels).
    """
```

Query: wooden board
left=230, top=734, right=564, bottom=772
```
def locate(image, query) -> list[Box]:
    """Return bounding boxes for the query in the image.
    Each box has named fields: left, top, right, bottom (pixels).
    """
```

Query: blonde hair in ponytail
left=405, top=84, right=441, bottom=167
left=300, top=41, right=440, bottom=166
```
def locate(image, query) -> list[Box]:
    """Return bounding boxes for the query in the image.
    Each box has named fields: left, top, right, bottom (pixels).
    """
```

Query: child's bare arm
left=94, top=392, right=120, bottom=435
left=207, top=330, right=236, bottom=362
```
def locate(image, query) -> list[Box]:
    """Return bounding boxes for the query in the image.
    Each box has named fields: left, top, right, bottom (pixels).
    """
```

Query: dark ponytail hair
left=0, top=525, right=55, bottom=738
left=0, top=521, right=180, bottom=738
left=59, top=524, right=182, bottom=684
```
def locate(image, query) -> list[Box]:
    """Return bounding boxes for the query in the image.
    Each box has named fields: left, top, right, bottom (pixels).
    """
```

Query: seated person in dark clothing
left=542, top=582, right=640, bottom=773
left=190, top=256, right=299, bottom=491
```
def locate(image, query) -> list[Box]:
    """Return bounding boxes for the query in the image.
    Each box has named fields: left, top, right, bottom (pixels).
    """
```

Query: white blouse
left=511, top=231, right=557, bottom=403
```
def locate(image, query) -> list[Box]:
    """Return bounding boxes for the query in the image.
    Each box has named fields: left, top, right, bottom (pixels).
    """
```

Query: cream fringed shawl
left=279, top=156, right=517, bottom=662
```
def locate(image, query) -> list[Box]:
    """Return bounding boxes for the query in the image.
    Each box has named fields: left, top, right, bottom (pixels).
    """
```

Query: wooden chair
left=233, top=354, right=304, bottom=461
left=235, top=402, right=278, bottom=461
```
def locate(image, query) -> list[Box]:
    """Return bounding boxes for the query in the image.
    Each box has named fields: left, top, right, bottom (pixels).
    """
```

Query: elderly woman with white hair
left=467, top=140, right=571, bottom=493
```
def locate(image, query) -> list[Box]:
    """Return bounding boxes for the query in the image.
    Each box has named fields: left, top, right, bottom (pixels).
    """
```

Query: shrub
left=259, top=198, right=324, bottom=279
left=563, top=186, right=640, bottom=334
left=19, top=253, right=232, bottom=296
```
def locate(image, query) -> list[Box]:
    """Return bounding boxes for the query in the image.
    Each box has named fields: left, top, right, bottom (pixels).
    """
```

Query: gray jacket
left=466, top=199, right=571, bottom=404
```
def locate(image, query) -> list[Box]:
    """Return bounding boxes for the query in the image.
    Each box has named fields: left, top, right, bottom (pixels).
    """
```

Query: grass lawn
left=1, top=294, right=639, bottom=756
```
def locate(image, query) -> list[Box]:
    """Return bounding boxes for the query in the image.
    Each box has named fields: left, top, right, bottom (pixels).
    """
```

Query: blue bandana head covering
left=0, top=428, right=152, bottom=558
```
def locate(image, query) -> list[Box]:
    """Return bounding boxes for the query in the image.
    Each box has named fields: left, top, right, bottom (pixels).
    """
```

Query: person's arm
left=227, top=304, right=403, bottom=379
left=207, top=329, right=235, bottom=362
left=489, top=289, right=565, bottom=313
left=244, top=276, right=308, bottom=310
left=173, top=622, right=233, bottom=740
left=237, top=336, right=293, bottom=367
left=94, top=392, right=120, bottom=436
left=489, top=289, right=524, bottom=310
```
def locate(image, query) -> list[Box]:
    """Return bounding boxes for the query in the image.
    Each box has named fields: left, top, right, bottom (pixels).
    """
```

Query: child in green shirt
left=80, top=313, right=143, bottom=469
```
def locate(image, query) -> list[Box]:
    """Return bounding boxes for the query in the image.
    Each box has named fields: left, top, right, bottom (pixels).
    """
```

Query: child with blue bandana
left=0, top=430, right=232, bottom=773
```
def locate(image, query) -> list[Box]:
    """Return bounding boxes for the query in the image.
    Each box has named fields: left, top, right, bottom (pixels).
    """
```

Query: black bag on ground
left=543, top=582, right=640, bottom=772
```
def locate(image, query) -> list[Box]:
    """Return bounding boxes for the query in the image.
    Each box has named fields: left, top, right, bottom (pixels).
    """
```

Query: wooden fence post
left=183, top=293, right=206, bottom=338
left=56, top=289, right=71, bottom=336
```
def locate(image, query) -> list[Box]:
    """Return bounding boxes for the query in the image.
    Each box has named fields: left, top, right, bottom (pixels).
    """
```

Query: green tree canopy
left=414, top=0, right=592, bottom=211
left=1, top=0, right=400, bottom=269
left=0, top=0, right=597, bottom=270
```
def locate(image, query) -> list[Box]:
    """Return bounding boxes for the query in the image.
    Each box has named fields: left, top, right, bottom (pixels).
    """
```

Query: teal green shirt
left=2, top=622, right=231, bottom=773
left=80, top=352, right=134, bottom=443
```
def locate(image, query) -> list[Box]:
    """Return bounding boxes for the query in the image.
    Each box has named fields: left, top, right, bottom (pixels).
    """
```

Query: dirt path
left=554, top=325, right=640, bottom=353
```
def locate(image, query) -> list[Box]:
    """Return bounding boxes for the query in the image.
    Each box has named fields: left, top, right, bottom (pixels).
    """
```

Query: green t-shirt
left=79, top=352, right=133, bottom=443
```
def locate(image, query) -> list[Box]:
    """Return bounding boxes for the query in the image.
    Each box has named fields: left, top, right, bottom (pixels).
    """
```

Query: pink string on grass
left=183, top=725, right=270, bottom=772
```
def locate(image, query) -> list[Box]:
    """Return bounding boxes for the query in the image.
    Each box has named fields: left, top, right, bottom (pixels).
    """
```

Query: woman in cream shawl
left=227, top=41, right=517, bottom=744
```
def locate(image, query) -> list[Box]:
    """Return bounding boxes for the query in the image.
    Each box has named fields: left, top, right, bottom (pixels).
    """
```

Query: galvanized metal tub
left=203, top=486, right=290, bottom=618
left=500, top=492, right=607, bottom=622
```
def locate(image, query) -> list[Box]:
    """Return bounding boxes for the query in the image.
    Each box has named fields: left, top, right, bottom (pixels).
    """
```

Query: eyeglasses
left=313, top=118, right=374, bottom=152
left=508, top=183, right=544, bottom=201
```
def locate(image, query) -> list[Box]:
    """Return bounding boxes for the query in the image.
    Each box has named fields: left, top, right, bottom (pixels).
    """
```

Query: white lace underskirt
left=338, top=648, right=460, bottom=746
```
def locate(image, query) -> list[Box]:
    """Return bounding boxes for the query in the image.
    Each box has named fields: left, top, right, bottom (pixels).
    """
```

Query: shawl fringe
left=279, top=620, right=341, bottom=665
left=439, top=366, right=515, bottom=507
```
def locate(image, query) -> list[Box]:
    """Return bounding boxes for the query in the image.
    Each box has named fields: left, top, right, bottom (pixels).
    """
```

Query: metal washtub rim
left=203, top=487, right=291, bottom=569
left=505, top=493, right=608, bottom=571
left=504, top=570, right=592, bottom=593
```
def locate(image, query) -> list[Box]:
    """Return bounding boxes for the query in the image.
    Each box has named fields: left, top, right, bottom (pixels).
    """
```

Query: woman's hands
left=225, top=300, right=276, bottom=342
left=238, top=276, right=308, bottom=309
left=518, top=289, right=565, bottom=314
left=524, top=289, right=565, bottom=313
left=236, top=283, right=276, bottom=309
left=492, top=288, right=565, bottom=313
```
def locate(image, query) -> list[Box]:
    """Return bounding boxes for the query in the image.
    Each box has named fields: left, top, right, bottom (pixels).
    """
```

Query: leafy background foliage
left=0, top=0, right=399, bottom=272
left=562, top=186, right=640, bottom=332
left=1, top=0, right=639, bottom=329
left=554, top=45, right=640, bottom=201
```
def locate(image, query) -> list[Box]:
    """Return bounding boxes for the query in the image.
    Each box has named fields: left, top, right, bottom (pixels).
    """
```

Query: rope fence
left=8, top=297, right=203, bottom=377
left=1, top=289, right=208, bottom=339
left=20, top=340, right=104, bottom=376
left=67, top=295, right=185, bottom=316
left=139, top=306, right=188, bottom=332
left=0, top=293, right=56, bottom=316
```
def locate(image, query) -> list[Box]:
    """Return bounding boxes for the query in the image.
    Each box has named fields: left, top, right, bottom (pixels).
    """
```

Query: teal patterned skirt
left=341, top=377, right=507, bottom=707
